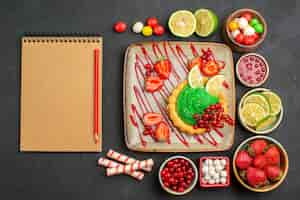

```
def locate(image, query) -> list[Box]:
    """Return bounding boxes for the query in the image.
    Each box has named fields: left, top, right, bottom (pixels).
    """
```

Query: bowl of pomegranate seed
left=233, top=135, right=289, bottom=192
left=199, top=156, right=230, bottom=188
left=159, top=156, right=198, bottom=195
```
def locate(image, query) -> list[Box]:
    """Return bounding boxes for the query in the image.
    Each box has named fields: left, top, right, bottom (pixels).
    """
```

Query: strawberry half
left=236, top=150, right=253, bottom=170
left=248, top=139, right=268, bottom=156
left=253, top=154, right=267, bottom=169
left=265, top=165, right=282, bottom=181
left=154, top=59, right=172, bottom=80
left=264, top=145, right=280, bottom=165
left=143, top=112, right=163, bottom=126
left=154, top=122, right=170, bottom=142
left=145, top=76, right=163, bottom=92
left=246, top=167, right=268, bottom=188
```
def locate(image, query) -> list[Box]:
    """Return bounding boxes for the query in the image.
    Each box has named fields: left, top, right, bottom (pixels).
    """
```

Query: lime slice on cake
left=243, top=94, right=270, bottom=114
left=194, top=9, right=218, bottom=37
left=240, top=103, right=267, bottom=127
left=256, top=115, right=277, bottom=131
left=168, top=10, right=196, bottom=38
left=206, top=75, right=226, bottom=97
left=188, top=66, right=208, bottom=88
left=261, top=91, right=282, bottom=116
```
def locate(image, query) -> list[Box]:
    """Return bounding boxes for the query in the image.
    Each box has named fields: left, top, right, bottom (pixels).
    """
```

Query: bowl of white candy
left=199, top=156, right=230, bottom=188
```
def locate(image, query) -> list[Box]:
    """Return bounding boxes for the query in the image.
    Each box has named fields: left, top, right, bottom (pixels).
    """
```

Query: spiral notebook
left=20, top=36, right=102, bottom=152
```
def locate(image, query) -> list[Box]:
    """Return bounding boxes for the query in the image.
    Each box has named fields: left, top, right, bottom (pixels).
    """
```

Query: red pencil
left=94, top=49, right=99, bottom=143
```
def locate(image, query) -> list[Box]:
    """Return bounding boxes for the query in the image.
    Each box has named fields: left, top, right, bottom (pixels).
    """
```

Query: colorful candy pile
left=228, top=12, right=264, bottom=45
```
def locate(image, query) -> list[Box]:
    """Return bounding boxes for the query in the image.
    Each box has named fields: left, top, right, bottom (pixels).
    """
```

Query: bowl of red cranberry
left=159, top=156, right=198, bottom=195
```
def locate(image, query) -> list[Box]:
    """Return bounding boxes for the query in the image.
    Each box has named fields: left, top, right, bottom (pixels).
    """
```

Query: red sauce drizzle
left=222, top=80, right=230, bottom=89
left=193, top=135, right=204, bottom=144
left=166, top=42, right=188, bottom=74
left=190, top=43, right=199, bottom=57
left=212, top=128, right=224, bottom=138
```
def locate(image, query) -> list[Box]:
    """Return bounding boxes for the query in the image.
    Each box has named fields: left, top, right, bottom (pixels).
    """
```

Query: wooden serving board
left=123, top=41, right=235, bottom=152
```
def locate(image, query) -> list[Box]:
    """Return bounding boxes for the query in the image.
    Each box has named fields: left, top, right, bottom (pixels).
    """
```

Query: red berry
left=243, top=35, right=256, bottom=45
left=235, top=33, right=244, bottom=44
left=153, top=25, right=165, bottom=36
left=147, top=17, right=159, bottom=28
left=113, top=21, right=127, bottom=33
left=241, top=12, right=253, bottom=21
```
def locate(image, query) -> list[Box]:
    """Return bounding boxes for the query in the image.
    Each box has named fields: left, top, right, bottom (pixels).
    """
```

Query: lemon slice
left=256, top=115, right=277, bottom=131
left=206, top=75, right=226, bottom=97
left=188, top=66, right=208, bottom=88
left=168, top=10, right=196, bottom=38
left=194, top=9, right=218, bottom=37
left=243, top=94, right=270, bottom=114
left=261, top=91, right=282, bottom=116
left=240, top=103, right=267, bottom=127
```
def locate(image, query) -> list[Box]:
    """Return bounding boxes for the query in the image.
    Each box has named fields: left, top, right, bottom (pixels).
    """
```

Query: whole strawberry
left=253, top=154, right=267, bottom=169
left=236, top=150, right=253, bottom=169
left=265, top=165, right=282, bottom=181
left=264, top=145, right=280, bottom=165
left=248, top=139, right=268, bottom=156
left=246, top=167, right=267, bottom=188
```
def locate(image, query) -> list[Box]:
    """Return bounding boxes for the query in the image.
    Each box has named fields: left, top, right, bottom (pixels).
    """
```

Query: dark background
left=0, top=0, right=299, bottom=199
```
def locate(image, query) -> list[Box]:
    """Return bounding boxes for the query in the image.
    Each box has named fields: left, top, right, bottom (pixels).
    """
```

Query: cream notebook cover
left=20, top=36, right=102, bottom=152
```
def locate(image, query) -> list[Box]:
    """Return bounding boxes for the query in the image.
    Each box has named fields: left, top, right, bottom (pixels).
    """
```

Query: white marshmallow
left=207, top=159, right=213, bottom=166
left=208, top=167, right=216, bottom=176
left=208, top=178, right=216, bottom=185
left=220, top=159, right=227, bottom=166
left=204, top=175, right=211, bottom=181
left=244, top=26, right=255, bottom=36
left=231, top=29, right=240, bottom=38
left=215, top=177, right=220, bottom=184
left=202, top=166, right=209, bottom=174
left=132, top=22, right=144, bottom=33
left=220, top=177, right=227, bottom=184
left=220, top=170, right=227, bottom=177
left=238, top=17, right=249, bottom=29
left=213, top=159, right=220, bottom=166
left=213, top=172, right=220, bottom=180
left=215, top=164, right=224, bottom=172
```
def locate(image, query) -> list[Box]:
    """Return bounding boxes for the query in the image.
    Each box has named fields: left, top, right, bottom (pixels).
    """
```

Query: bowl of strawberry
left=159, top=156, right=198, bottom=195
left=223, top=8, right=267, bottom=52
left=233, top=136, right=288, bottom=192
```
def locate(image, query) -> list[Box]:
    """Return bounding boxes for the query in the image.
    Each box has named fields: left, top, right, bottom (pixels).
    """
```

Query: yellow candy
left=142, top=26, right=153, bottom=36
left=228, top=21, right=239, bottom=31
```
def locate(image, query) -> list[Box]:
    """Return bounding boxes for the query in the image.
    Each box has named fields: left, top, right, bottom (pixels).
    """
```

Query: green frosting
left=176, top=85, right=219, bottom=125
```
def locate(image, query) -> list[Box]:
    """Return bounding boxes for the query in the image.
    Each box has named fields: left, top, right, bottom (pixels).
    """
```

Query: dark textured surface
left=0, top=0, right=299, bottom=199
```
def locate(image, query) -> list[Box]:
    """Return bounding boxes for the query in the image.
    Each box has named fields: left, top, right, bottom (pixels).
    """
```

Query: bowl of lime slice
left=238, top=88, right=283, bottom=134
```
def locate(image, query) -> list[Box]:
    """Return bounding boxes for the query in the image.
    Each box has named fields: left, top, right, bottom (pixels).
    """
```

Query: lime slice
left=240, top=103, right=267, bottom=127
left=243, top=94, right=270, bottom=114
left=194, top=9, right=218, bottom=37
left=168, top=10, right=196, bottom=38
left=256, top=115, right=277, bottom=131
left=261, top=91, right=282, bottom=116
left=188, top=66, right=208, bottom=88
left=206, top=75, right=226, bottom=97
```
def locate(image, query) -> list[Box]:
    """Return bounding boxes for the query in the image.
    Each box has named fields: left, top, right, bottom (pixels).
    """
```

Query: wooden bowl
left=222, top=8, right=267, bottom=52
left=233, top=135, right=289, bottom=192
left=238, top=88, right=283, bottom=134
left=158, top=156, right=198, bottom=195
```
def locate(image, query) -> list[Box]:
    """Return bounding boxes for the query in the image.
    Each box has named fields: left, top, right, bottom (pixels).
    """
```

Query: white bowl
left=158, top=155, right=198, bottom=195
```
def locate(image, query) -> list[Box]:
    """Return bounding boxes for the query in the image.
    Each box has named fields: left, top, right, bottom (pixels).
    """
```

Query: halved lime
left=256, top=115, right=277, bottom=131
left=188, top=66, right=208, bottom=88
left=168, top=10, right=196, bottom=38
left=261, top=91, right=282, bottom=116
left=243, top=94, right=270, bottom=114
left=240, top=103, right=267, bottom=127
left=194, top=9, right=218, bottom=37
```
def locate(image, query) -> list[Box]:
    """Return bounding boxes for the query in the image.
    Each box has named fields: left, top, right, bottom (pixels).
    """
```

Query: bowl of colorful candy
left=159, top=156, right=198, bottom=195
left=233, top=135, right=289, bottom=192
left=223, top=8, right=267, bottom=52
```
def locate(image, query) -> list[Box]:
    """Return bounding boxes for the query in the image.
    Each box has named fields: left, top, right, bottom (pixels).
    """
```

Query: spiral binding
left=22, top=32, right=101, bottom=44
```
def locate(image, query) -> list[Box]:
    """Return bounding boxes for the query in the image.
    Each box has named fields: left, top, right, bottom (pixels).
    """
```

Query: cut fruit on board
left=188, top=66, right=208, bottom=88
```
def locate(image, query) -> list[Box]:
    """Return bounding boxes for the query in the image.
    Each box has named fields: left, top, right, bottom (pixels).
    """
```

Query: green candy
left=250, top=18, right=259, bottom=27
left=254, top=23, right=264, bottom=33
